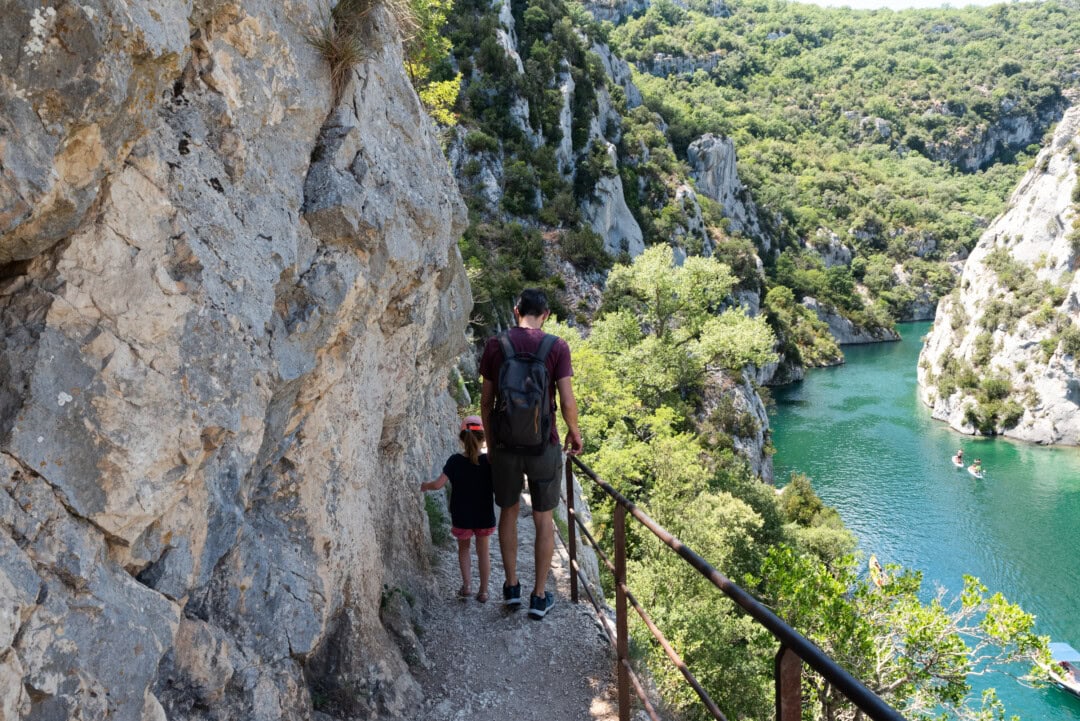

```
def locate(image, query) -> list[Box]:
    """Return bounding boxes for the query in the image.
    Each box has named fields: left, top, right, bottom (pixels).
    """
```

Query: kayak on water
left=952, top=450, right=964, bottom=468
left=968, top=465, right=984, bottom=479
left=869, top=554, right=884, bottom=587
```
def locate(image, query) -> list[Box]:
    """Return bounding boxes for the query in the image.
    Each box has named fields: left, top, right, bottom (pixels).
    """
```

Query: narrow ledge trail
left=412, top=492, right=638, bottom=721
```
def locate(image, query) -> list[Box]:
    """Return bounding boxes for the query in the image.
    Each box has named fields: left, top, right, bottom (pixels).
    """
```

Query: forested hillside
left=615, top=0, right=1080, bottom=320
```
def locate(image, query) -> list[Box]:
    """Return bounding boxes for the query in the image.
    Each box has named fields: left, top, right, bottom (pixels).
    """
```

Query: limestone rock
left=802, top=297, right=901, bottom=345
left=0, top=0, right=190, bottom=265
left=580, top=0, right=652, bottom=24
left=918, top=104, right=1080, bottom=445
left=556, top=70, right=577, bottom=176
left=925, top=99, right=1068, bottom=172
left=893, top=263, right=944, bottom=322
left=582, top=142, right=645, bottom=258
left=701, top=370, right=773, bottom=482
left=591, top=42, right=643, bottom=110
left=1, top=1, right=470, bottom=718
left=688, top=134, right=770, bottom=251
left=674, top=184, right=712, bottom=256
left=808, top=230, right=852, bottom=268
left=642, top=53, right=720, bottom=77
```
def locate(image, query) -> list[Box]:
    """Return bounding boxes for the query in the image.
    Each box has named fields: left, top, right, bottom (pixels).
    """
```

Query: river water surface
left=769, top=321, right=1080, bottom=721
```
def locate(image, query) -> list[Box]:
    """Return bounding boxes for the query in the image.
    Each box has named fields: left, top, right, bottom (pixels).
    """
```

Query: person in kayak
left=953, top=449, right=963, bottom=465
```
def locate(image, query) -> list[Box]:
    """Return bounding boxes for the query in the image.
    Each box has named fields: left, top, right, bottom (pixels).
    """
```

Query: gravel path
left=413, top=494, right=622, bottom=721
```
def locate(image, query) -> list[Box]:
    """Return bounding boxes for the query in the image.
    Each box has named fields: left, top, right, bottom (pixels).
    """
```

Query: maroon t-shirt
left=479, top=327, right=573, bottom=446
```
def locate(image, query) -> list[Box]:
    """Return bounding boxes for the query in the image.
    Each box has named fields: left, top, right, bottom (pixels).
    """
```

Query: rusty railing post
left=615, top=504, right=631, bottom=721
left=565, top=456, right=578, bottom=603
left=776, top=645, right=802, bottom=721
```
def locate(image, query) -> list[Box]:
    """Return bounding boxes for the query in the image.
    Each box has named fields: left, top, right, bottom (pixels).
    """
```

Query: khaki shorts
left=490, top=444, right=563, bottom=513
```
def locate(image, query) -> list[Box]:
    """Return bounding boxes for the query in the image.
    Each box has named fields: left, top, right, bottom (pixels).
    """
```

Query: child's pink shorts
left=451, top=526, right=496, bottom=540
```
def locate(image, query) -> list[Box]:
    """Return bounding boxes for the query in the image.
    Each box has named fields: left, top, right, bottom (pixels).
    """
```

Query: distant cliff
left=918, top=103, right=1080, bottom=445
left=0, top=1, right=469, bottom=718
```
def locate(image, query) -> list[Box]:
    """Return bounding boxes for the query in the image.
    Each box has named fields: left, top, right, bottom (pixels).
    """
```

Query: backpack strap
left=497, top=332, right=516, bottom=363
left=534, top=333, right=558, bottom=363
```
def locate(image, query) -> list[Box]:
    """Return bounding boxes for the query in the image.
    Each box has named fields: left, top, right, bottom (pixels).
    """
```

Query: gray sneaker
left=528, top=591, right=555, bottom=619
left=503, top=582, right=522, bottom=608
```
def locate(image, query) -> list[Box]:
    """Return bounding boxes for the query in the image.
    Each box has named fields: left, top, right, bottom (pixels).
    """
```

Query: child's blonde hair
left=460, top=429, right=484, bottom=465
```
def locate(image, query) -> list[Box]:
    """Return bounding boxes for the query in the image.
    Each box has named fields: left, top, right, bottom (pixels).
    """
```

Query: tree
left=599, top=246, right=776, bottom=400
left=756, top=547, right=1047, bottom=721
left=405, top=0, right=461, bottom=125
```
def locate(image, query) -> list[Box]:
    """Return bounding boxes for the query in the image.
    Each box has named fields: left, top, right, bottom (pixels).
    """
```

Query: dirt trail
left=412, top=493, right=623, bottom=721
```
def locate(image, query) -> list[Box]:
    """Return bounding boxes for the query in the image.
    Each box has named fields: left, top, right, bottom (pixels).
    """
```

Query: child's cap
left=461, top=415, right=483, bottom=432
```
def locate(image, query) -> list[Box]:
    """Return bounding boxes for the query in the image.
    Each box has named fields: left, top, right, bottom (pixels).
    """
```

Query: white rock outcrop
left=687, top=134, right=770, bottom=251
left=802, top=298, right=901, bottom=345
left=591, top=41, right=643, bottom=110
left=808, top=229, right=853, bottom=268
left=926, top=101, right=1067, bottom=172
left=556, top=69, right=577, bottom=176
left=644, top=53, right=720, bottom=77
left=674, top=184, right=713, bottom=256
left=918, top=104, right=1080, bottom=445
left=701, top=370, right=774, bottom=482
left=1, top=1, right=469, bottom=718
left=582, top=143, right=646, bottom=258
left=581, top=0, right=651, bottom=24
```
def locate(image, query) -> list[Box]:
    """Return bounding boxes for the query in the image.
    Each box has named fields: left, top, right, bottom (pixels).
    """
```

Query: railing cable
left=563, top=454, right=906, bottom=721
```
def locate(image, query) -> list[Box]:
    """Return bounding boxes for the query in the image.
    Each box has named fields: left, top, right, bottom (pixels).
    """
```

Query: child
left=420, top=415, right=496, bottom=602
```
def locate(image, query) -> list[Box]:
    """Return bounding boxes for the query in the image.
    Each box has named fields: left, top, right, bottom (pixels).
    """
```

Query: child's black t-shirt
left=442, top=453, right=496, bottom=530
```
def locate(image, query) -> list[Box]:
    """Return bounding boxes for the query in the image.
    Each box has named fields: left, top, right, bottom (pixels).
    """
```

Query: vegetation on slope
left=612, top=0, right=1080, bottom=316
left=551, top=250, right=1047, bottom=721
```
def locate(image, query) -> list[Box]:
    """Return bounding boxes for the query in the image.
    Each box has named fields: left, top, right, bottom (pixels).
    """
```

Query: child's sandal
left=457, top=586, right=470, bottom=599
left=476, top=591, right=488, bottom=603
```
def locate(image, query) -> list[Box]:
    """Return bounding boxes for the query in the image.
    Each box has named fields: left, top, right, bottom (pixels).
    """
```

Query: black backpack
left=492, top=332, right=558, bottom=455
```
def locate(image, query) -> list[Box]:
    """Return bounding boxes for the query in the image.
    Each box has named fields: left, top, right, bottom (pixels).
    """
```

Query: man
left=479, top=288, right=583, bottom=620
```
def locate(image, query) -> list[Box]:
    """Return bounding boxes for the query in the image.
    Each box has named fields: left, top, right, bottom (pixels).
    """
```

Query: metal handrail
left=564, top=454, right=906, bottom=721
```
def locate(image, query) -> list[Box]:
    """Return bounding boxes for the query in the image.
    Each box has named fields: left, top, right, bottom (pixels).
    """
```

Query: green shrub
left=546, top=190, right=580, bottom=226
left=980, top=376, right=1011, bottom=401
left=707, top=394, right=760, bottom=440
left=983, top=248, right=1033, bottom=292
left=462, top=158, right=482, bottom=177
left=972, top=332, right=993, bottom=368
left=1061, top=325, right=1080, bottom=356
left=1040, top=335, right=1061, bottom=360
left=424, top=494, right=451, bottom=546
left=950, top=302, right=967, bottom=330
left=464, top=130, right=500, bottom=154
left=501, top=161, right=539, bottom=216
left=561, top=227, right=612, bottom=272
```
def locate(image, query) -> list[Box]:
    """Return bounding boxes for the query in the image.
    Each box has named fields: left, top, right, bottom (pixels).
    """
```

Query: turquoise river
left=769, top=321, right=1080, bottom=721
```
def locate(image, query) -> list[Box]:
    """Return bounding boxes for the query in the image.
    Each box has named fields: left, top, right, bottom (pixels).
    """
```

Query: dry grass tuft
left=308, top=0, right=420, bottom=103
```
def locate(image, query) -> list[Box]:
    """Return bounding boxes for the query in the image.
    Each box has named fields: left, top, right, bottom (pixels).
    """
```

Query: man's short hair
left=516, top=288, right=550, bottom=317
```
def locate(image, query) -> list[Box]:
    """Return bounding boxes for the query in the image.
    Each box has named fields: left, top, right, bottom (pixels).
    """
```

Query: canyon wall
left=0, top=1, right=469, bottom=718
left=918, top=104, right=1080, bottom=445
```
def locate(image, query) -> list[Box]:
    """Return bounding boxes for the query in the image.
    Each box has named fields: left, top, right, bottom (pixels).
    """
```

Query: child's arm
left=420, top=473, right=449, bottom=492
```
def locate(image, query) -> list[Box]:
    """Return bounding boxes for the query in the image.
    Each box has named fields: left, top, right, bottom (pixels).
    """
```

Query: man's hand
left=564, top=428, right=583, bottom=456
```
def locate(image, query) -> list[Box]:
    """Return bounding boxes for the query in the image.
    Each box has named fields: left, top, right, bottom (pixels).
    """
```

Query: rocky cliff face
left=925, top=98, right=1068, bottom=173
left=918, top=104, right=1080, bottom=445
left=687, top=134, right=770, bottom=252
left=802, top=298, right=900, bottom=345
left=0, top=1, right=469, bottom=719
left=701, top=370, right=774, bottom=483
